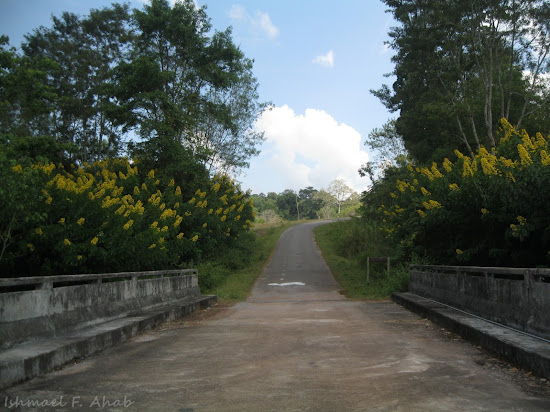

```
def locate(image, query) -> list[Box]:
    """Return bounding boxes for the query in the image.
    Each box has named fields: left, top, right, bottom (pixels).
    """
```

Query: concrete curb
left=392, top=292, right=550, bottom=380
left=0, top=295, right=217, bottom=390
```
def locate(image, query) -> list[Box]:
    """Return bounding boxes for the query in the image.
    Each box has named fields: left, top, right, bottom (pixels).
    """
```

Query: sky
left=0, top=0, right=396, bottom=195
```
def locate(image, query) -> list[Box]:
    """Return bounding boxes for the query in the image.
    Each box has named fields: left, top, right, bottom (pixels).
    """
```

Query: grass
left=199, top=220, right=305, bottom=301
left=314, top=219, right=409, bottom=299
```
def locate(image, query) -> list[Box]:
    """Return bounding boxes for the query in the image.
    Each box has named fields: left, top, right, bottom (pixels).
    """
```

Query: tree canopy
left=1, top=0, right=266, bottom=175
left=373, top=0, right=550, bottom=163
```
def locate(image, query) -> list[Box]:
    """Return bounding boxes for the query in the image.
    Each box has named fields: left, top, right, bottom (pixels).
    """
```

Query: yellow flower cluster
left=510, top=216, right=527, bottom=234
left=422, top=200, right=442, bottom=210
left=431, top=163, right=443, bottom=178
left=462, top=157, right=475, bottom=178
left=160, top=208, right=177, bottom=220
left=478, top=148, right=499, bottom=176
left=22, top=157, right=255, bottom=263
left=396, top=180, right=412, bottom=192
left=420, top=167, right=435, bottom=181
left=518, top=144, right=532, bottom=166
left=148, top=191, right=162, bottom=206
left=31, top=163, right=56, bottom=175
left=449, top=183, right=460, bottom=191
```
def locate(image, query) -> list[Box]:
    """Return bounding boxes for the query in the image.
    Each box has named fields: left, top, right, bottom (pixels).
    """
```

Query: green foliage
left=111, top=0, right=266, bottom=172
left=0, top=37, right=57, bottom=139
left=367, top=119, right=550, bottom=267
left=21, top=4, right=132, bottom=162
left=314, top=219, right=410, bottom=299
left=2, top=0, right=265, bottom=174
left=298, top=187, right=323, bottom=219
left=1, top=135, right=77, bottom=167
left=276, top=189, right=301, bottom=220
left=0, top=152, right=47, bottom=265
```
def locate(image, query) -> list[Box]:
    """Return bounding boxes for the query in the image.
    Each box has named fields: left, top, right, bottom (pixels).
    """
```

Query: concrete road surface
left=3, top=221, right=550, bottom=411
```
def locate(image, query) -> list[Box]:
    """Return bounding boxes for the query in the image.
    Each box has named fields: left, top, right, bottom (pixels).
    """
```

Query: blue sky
left=0, top=0, right=396, bottom=194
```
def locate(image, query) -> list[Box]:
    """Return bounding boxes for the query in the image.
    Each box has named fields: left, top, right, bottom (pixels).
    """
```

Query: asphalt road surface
left=3, top=221, right=550, bottom=411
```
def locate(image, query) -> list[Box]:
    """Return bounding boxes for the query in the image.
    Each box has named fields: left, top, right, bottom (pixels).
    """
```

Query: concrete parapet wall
left=0, top=270, right=199, bottom=350
left=409, top=265, right=550, bottom=340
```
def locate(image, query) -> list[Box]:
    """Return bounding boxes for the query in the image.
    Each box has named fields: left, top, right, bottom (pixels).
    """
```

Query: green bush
left=314, top=219, right=410, bottom=299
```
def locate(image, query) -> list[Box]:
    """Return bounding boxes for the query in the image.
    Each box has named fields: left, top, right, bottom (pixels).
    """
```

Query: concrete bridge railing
left=409, top=265, right=550, bottom=340
left=0, top=269, right=200, bottom=350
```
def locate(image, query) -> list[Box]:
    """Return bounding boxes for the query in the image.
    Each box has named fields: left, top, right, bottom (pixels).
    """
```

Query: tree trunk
left=456, top=116, right=475, bottom=158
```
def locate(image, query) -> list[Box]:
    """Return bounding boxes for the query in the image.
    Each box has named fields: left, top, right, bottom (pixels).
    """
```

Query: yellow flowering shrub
left=371, top=119, right=550, bottom=267
left=1, top=156, right=255, bottom=275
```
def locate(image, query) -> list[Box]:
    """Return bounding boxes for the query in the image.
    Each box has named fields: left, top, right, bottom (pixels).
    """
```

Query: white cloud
left=252, top=11, right=279, bottom=39
left=228, top=4, right=246, bottom=20
left=254, top=105, right=369, bottom=192
left=312, top=50, right=334, bottom=68
left=228, top=5, right=279, bottom=39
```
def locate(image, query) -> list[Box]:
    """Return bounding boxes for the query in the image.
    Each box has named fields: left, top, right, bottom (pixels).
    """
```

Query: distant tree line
left=251, top=179, right=361, bottom=222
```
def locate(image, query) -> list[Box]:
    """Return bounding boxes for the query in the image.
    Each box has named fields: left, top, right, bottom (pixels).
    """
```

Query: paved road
left=4, top=221, right=550, bottom=411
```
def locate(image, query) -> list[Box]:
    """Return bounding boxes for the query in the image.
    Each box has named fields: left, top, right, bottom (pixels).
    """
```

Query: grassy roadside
left=314, top=219, right=409, bottom=299
left=199, top=221, right=305, bottom=301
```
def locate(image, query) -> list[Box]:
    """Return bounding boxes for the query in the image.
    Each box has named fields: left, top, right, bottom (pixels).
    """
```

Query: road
left=3, top=221, right=550, bottom=411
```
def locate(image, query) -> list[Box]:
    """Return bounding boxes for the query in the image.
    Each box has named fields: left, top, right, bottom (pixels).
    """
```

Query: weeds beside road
left=314, top=218, right=410, bottom=299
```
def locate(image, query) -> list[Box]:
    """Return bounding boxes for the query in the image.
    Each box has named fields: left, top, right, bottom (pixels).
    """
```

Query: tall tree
left=298, top=186, right=323, bottom=219
left=113, top=0, right=265, bottom=174
left=3, top=0, right=266, bottom=173
left=374, top=0, right=550, bottom=162
left=194, top=63, right=267, bottom=176
left=0, top=36, right=56, bottom=138
left=326, top=179, right=354, bottom=215
left=22, top=4, right=132, bottom=162
left=276, top=189, right=300, bottom=220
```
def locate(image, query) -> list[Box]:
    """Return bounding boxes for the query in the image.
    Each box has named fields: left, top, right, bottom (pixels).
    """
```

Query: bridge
left=2, top=221, right=550, bottom=410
